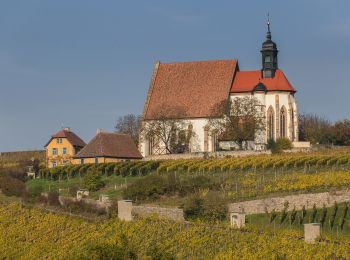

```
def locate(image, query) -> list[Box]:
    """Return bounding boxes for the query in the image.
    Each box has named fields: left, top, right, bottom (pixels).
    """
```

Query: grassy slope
left=26, top=175, right=140, bottom=200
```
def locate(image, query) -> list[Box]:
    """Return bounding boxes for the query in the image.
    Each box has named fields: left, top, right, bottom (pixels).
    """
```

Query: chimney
left=63, top=127, right=71, bottom=132
left=96, top=129, right=102, bottom=135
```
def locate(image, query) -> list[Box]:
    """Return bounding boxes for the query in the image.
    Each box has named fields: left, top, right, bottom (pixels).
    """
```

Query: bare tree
left=141, top=104, right=191, bottom=154
left=115, top=114, right=141, bottom=145
left=299, top=114, right=332, bottom=144
left=208, top=97, right=265, bottom=149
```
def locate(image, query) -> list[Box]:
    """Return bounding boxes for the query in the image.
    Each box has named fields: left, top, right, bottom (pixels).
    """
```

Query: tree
left=115, top=114, right=141, bottom=146
left=332, top=119, right=350, bottom=146
left=141, top=104, right=191, bottom=154
left=83, top=170, right=105, bottom=192
left=208, top=97, right=265, bottom=149
left=298, top=114, right=332, bottom=144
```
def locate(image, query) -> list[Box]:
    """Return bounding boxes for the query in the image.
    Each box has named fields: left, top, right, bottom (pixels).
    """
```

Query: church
left=139, top=21, right=299, bottom=157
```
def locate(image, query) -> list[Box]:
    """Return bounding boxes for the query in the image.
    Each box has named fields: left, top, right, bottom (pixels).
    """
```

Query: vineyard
left=39, top=152, right=350, bottom=180
left=1, top=203, right=350, bottom=259
left=32, top=152, right=350, bottom=203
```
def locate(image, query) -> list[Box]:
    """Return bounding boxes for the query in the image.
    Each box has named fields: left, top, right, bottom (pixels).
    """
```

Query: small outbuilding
left=73, top=131, right=142, bottom=164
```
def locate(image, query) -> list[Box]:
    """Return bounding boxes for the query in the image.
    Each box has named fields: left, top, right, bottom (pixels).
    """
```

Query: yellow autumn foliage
left=1, top=203, right=350, bottom=259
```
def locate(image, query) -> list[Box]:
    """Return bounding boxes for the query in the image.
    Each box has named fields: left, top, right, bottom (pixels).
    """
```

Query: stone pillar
left=294, top=103, right=299, bottom=142
left=275, top=95, right=280, bottom=139
left=304, top=223, right=320, bottom=244
left=118, top=200, right=134, bottom=221
left=204, top=125, right=209, bottom=152
left=230, top=212, right=245, bottom=228
left=288, top=94, right=294, bottom=141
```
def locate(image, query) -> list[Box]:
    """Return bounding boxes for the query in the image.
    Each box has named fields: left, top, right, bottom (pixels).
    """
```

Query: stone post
left=304, top=223, right=320, bottom=244
left=118, top=200, right=134, bottom=221
left=230, top=212, right=245, bottom=228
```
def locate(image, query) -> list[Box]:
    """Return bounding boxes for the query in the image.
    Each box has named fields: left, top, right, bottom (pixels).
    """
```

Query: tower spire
left=266, top=13, right=271, bottom=40
left=261, top=14, right=278, bottom=78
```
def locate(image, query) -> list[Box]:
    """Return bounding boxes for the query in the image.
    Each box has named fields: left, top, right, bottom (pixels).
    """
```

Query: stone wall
left=228, top=189, right=350, bottom=214
left=117, top=200, right=184, bottom=222
left=144, top=150, right=270, bottom=161
left=41, top=193, right=111, bottom=212
left=133, top=205, right=184, bottom=222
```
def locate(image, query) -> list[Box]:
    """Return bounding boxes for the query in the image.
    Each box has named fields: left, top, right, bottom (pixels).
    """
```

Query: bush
left=63, top=199, right=106, bottom=215
left=47, top=191, right=60, bottom=206
left=267, top=138, right=293, bottom=154
left=83, top=170, right=105, bottom=192
left=0, top=174, right=28, bottom=198
left=123, top=174, right=169, bottom=202
left=183, top=192, right=227, bottom=222
left=276, top=138, right=293, bottom=150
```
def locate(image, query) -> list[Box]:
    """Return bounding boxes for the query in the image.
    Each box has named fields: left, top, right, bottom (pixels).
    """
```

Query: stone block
left=230, top=212, right=245, bottom=228
left=304, top=223, right=320, bottom=244
left=118, top=200, right=133, bottom=221
left=76, top=189, right=89, bottom=200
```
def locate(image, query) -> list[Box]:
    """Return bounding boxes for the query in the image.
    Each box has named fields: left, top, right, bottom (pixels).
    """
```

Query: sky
left=1, top=0, right=350, bottom=152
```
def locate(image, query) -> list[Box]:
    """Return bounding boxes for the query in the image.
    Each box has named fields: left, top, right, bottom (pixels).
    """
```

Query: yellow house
left=73, top=131, right=142, bottom=164
left=45, top=128, right=86, bottom=168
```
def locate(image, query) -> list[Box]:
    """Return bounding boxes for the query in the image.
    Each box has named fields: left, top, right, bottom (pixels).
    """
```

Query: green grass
left=248, top=202, right=350, bottom=237
left=25, top=175, right=140, bottom=200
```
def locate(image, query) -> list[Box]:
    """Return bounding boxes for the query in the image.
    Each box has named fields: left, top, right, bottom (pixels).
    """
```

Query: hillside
left=1, top=203, right=350, bottom=259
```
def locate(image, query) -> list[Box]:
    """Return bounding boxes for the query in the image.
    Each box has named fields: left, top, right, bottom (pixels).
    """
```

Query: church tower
left=261, top=16, right=278, bottom=78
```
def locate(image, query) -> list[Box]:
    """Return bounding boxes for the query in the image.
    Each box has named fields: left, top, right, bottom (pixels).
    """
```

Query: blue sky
left=1, top=1, right=349, bottom=152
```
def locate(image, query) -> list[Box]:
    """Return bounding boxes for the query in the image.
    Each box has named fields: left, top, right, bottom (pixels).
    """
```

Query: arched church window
left=267, top=106, right=275, bottom=140
left=280, top=106, right=287, bottom=138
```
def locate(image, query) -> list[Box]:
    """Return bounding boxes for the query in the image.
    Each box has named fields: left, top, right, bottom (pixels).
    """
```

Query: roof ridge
left=161, top=59, right=237, bottom=65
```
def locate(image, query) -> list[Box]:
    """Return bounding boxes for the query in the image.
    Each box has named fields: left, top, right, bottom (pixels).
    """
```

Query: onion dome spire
left=261, top=14, right=278, bottom=78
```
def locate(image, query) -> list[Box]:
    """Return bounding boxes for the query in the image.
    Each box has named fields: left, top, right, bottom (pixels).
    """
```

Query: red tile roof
left=45, top=130, right=86, bottom=147
left=143, top=59, right=238, bottom=119
left=74, top=132, right=142, bottom=159
left=230, top=69, right=296, bottom=93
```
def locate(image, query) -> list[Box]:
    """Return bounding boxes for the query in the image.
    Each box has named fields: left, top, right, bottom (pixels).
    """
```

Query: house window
left=80, top=159, right=84, bottom=164
left=56, top=138, right=62, bottom=144
left=51, top=161, right=57, bottom=167
left=267, top=106, right=275, bottom=141
left=95, top=158, right=99, bottom=164
left=280, top=106, right=287, bottom=138
left=62, top=147, right=67, bottom=155
left=52, top=148, right=58, bottom=155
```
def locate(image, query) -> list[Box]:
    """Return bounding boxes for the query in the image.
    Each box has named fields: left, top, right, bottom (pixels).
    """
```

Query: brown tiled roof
left=74, top=132, right=142, bottom=159
left=143, top=59, right=238, bottom=119
left=231, top=69, right=296, bottom=93
left=44, top=130, right=86, bottom=147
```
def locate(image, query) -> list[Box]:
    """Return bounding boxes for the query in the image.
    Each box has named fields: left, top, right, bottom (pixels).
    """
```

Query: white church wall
left=230, top=91, right=298, bottom=143
left=140, top=92, right=298, bottom=157
left=139, top=118, right=212, bottom=157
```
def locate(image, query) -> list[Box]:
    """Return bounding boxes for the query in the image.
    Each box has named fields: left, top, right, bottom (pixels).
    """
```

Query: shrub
left=276, top=138, right=293, bottom=150
left=0, top=174, right=28, bottom=198
left=183, top=195, right=204, bottom=220
left=123, top=174, right=169, bottom=201
left=47, top=191, right=60, bottom=206
left=63, top=199, right=106, bottom=215
left=183, top=192, right=227, bottom=222
left=83, top=170, right=105, bottom=192
left=268, top=138, right=293, bottom=154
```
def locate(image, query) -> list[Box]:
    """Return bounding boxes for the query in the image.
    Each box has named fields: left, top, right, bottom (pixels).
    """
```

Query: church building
left=140, top=21, right=299, bottom=157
